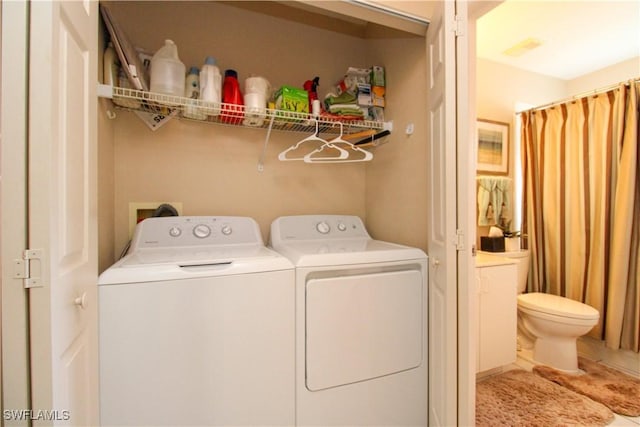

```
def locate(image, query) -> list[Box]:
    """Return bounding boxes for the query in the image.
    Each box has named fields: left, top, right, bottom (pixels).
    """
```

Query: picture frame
left=477, top=119, right=509, bottom=174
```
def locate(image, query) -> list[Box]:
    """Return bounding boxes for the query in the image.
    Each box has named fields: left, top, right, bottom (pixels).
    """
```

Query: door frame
left=1, top=1, right=31, bottom=423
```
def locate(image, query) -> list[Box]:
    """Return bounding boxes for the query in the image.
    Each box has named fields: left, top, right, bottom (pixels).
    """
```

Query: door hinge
left=13, top=249, right=44, bottom=288
left=454, top=15, right=465, bottom=37
left=455, top=229, right=465, bottom=251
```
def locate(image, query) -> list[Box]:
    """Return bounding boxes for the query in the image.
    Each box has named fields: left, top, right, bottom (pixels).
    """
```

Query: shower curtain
left=520, top=80, right=639, bottom=353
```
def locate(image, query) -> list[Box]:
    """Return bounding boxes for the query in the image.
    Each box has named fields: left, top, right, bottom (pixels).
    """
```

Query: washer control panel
left=271, top=215, right=370, bottom=242
left=130, top=216, right=263, bottom=249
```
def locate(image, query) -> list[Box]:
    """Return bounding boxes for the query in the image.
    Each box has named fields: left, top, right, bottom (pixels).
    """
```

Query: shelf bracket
left=257, top=114, right=276, bottom=172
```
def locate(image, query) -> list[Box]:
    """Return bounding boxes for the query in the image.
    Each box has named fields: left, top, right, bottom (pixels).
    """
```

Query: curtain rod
left=523, top=77, right=640, bottom=113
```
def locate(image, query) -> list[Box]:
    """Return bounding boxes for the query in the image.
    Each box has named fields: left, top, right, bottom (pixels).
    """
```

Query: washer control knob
left=221, top=225, right=232, bottom=236
left=316, top=221, right=330, bottom=234
left=169, top=226, right=182, bottom=237
left=337, top=222, right=347, bottom=232
left=193, top=224, right=211, bottom=239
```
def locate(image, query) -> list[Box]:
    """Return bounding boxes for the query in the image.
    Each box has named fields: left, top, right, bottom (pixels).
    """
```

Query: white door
left=426, top=1, right=467, bottom=425
left=453, top=1, right=475, bottom=425
left=28, top=1, right=99, bottom=425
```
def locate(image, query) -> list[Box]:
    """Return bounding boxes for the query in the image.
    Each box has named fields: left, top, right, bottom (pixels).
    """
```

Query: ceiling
left=476, top=0, right=640, bottom=80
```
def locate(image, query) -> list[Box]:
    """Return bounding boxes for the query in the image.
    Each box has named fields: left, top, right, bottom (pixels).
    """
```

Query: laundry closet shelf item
left=98, top=84, right=388, bottom=135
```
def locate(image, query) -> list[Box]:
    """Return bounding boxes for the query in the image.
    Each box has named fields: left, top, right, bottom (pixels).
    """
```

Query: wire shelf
left=107, top=86, right=387, bottom=135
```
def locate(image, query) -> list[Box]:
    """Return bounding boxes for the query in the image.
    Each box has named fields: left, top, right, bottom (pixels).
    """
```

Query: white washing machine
left=270, top=215, right=428, bottom=426
left=98, top=216, right=294, bottom=426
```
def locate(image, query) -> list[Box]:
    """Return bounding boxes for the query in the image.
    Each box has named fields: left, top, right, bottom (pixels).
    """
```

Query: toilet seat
left=518, top=292, right=599, bottom=320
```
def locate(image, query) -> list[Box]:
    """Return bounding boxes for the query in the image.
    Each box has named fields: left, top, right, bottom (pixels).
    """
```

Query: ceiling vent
left=503, top=38, right=543, bottom=57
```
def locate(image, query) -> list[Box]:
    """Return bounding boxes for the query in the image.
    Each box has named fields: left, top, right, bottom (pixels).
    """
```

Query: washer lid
left=98, top=245, right=293, bottom=285
left=518, top=292, right=599, bottom=320
left=271, top=238, right=426, bottom=267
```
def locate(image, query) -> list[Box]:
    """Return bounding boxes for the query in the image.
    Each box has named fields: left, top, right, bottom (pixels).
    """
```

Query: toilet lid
left=518, top=292, right=599, bottom=320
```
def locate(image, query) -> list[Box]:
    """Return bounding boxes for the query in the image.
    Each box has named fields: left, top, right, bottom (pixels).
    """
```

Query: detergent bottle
left=150, top=40, right=185, bottom=101
left=199, top=56, right=222, bottom=116
left=183, top=67, right=206, bottom=120
left=221, top=69, right=244, bottom=124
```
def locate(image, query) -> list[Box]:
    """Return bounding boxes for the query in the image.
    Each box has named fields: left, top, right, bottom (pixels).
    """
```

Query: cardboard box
left=357, top=83, right=372, bottom=106
left=371, top=65, right=385, bottom=87
left=274, top=86, right=309, bottom=113
left=372, top=86, right=385, bottom=107
left=480, top=236, right=505, bottom=252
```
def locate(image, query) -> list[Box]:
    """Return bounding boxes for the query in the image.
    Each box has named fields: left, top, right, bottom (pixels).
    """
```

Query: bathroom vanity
left=476, top=253, right=518, bottom=373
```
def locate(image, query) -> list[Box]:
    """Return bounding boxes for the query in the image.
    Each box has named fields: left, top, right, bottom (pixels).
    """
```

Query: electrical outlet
left=128, top=202, right=183, bottom=238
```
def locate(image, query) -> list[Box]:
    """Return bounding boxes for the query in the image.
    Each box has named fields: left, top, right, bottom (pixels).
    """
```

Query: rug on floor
left=476, top=369, right=614, bottom=427
left=533, top=357, right=640, bottom=417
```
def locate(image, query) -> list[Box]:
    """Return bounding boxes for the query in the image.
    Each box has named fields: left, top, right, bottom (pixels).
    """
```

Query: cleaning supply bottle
left=103, top=41, right=119, bottom=86
left=150, top=39, right=185, bottom=103
left=303, top=76, right=320, bottom=116
left=199, top=56, right=222, bottom=117
left=183, top=67, right=206, bottom=120
left=221, top=69, right=244, bottom=124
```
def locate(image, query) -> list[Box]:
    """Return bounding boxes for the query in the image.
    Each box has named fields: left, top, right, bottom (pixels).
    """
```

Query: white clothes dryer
left=98, top=216, right=294, bottom=426
left=270, top=215, right=428, bottom=426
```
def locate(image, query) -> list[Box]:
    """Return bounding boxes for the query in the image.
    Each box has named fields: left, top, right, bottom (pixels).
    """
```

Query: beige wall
left=365, top=36, right=428, bottom=251
left=567, top=56, right=640, bottom=96
left=98, top=1, right=429, bottom=269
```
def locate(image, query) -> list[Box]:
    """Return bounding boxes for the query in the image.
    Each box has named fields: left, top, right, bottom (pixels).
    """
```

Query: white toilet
left=501, top=249, right=600, bottom=373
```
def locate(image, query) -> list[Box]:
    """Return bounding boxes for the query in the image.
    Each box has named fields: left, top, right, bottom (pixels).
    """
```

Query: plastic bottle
left=103, top=42, right=119, bottom=86
left=221, top=69, right=244, bottom=124
left=114, top=69, right=141, bottom=109
left=303, top=76, right=320, bottom=114
left=183, top=67, right=206, bottom=120
left=199, top=56, right=222, bottom=117
left=243, top=76, right=270, bottom=126
left=150, top=39, right=186, bottom=102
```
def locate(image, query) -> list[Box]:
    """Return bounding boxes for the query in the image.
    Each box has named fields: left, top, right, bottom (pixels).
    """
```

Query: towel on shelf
left=327, top=103, right=364, bottom=117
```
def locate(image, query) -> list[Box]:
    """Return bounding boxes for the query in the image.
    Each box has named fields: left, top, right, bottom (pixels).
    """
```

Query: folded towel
left=328, top=104, right=364, bottom=116
left=324, top=92, right=357, bottom=106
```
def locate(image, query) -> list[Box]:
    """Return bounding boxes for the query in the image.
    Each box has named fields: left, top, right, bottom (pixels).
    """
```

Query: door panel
left=28, top=1, right=98, bottom=424
left=306, top=270, right=423, bottom=391
left=426, top=1, right=458, bottom=426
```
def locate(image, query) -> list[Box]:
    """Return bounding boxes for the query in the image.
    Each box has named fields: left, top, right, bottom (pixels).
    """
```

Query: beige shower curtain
left=520, top=80, right=639, bottom=352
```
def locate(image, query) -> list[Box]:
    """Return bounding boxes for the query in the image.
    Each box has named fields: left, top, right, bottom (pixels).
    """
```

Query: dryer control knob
left=316, top=221, right=330, bottom=234
left=337, top=222, right=347, bottom=232
left=193, top=224, right=211, bottom=239
left=169, top=227, right=182, bottom=237
left=221, top=225, right=232, bottom=235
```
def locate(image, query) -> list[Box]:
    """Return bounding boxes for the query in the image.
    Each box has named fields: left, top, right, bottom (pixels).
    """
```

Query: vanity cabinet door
left=477, top=263, right=517, bottom=372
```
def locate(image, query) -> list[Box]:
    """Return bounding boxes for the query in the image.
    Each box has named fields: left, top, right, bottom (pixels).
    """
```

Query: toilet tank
left=495, top=250, right=530, bottom=293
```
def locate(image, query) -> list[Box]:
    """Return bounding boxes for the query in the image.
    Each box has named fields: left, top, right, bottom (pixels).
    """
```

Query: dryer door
left=306, top=269, right=423, bottom=391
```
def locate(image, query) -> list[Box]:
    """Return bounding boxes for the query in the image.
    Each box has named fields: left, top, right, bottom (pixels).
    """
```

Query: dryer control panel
left=130, top=216, right=263, bottom=249
left=270, top=215, right=371, bottom=242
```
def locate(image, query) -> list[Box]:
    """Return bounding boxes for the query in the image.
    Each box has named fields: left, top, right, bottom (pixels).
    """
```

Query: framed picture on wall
left=477, top=119, right=509, bottom=174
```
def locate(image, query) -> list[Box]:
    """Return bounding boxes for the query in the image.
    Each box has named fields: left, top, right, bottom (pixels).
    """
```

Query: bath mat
left=533, top=357, right=640, bottom=416
left=476, top=369, right=614, bottom=426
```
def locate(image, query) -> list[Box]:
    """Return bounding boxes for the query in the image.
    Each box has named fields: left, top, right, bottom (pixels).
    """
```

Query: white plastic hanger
left=278, top=120, right=348, bottom=161
left=303, top=122, right=373, bottom=163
